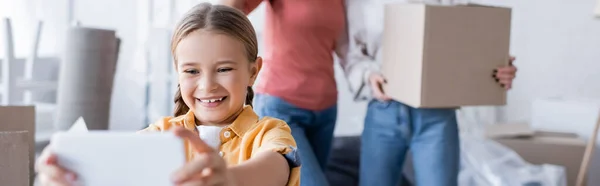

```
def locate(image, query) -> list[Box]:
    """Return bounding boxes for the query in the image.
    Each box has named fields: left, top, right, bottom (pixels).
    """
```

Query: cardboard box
left=0, top=131, right=30, bottom=186
left=382, top=3, right=512, bottom=108
left=0, top=106, right=36, bottom=185
left=486, top=124, right=586, bottom=186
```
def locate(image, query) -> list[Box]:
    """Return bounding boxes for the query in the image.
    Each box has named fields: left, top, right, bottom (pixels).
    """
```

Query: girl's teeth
left=200, top=97, right=224, bottom=103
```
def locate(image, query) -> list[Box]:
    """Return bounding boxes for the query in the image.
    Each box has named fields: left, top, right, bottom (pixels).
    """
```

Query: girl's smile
left=196, top=96, right=228, bottom=108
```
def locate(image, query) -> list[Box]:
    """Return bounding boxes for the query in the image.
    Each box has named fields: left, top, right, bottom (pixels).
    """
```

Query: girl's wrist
left=225, top=168, right=239, bottom=186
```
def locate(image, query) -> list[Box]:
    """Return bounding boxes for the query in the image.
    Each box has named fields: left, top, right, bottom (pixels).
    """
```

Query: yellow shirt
left=140, top=106, right=300, bottom=186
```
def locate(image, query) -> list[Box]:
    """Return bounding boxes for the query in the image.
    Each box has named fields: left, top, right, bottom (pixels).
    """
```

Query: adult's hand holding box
left=382, top=3, right=512, bottom=108
left=50, top=131, right=186, bottom=186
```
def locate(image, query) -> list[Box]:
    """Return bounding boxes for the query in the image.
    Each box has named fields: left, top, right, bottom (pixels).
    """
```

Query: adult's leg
left=325, top=136, right=361, bottom=186
left=359, top=100, right=411, bottom=186
left=253, top=94, right=329, bottom=186
left=408, top=103, right=460, bottom=186
left=308, top=104, right=337, bottom=171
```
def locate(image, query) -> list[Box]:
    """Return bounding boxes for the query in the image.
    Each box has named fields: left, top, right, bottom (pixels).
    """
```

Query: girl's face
left=175, top=30, right=261, bottom=125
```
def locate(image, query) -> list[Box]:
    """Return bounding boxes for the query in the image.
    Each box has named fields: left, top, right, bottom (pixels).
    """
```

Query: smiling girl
left=36, top=3, right=300, bottom=186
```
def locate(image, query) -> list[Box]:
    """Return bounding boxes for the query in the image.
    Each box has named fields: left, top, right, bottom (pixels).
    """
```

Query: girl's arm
left=228, top=151, right=290, bottom=186
left=228, top=121, right=299, bottom=186
left=171, top=124, right=298, bottom=186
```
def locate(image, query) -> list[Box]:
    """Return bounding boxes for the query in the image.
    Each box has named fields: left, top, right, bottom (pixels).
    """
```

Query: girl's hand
left=368, top=73, right=392, bottom=102
left=494, top=56, right=517, bottom=90
left=171, top=127, right=235, bottom=186
left=36, top=146, right=78, bottom=186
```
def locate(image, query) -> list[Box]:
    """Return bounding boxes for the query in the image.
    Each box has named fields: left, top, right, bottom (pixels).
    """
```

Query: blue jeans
left=254, top=94, right=337, bottom=186
left=360, top=100, right=459, bottom=186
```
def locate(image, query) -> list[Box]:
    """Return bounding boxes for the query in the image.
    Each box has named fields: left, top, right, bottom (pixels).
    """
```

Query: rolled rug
left=54, top=27, right=120, bottom=131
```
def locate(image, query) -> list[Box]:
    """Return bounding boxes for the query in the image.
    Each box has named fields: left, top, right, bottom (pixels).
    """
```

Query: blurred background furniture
left=54, top=26, right=120, bottom=131
left=2, top=18, right=60, bottom=145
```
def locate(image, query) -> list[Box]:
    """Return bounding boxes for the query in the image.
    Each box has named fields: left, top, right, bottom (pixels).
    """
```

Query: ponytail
left=245, top=86, right=254, bottom=107
left=173, top=84, right=190, bottom=116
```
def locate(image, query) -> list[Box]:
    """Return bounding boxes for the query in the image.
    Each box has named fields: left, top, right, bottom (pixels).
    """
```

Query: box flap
left=462, top=3, right=495, bottom=8
left=536, top=131, right=579, bottom=138
left=404, top=2, right=510, bottom=9
left=463, top=3, right=496, bottom=7
left=486, top=123, right=580, bottom=140
left=400, top=2, right=497, bottom=8
left=458, top=3, right=510, bottom=9
left=485, top=123, right=535, bottom=138
left=526, top=135, right=587, bottom=146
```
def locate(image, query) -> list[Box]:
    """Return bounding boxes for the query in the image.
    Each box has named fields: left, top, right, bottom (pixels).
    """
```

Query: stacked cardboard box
left=0, top=106, right=35, bottom=186
left=485, top=98, right=600, bottom=186
left=0, top=131, right=29, bottom=185
left=486, top=123, right=587, bottom=186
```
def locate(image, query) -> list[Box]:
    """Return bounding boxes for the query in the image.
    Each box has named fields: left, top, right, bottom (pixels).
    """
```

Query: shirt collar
left=168, top=110, right=197, bottom=131
left=228, top=105, right=259, bottom=137
left=168, top=105, right=259, bottom=136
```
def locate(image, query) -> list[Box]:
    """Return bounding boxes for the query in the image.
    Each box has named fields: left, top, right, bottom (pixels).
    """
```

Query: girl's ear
left=249, top=57, right=262, bottom=87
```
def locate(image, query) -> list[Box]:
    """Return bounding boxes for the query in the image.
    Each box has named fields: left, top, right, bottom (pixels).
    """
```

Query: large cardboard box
left=486, top=124, right=587, bottom=186
left=382, top=3, right=512, bottom=108
left=0, top=106, right=36, bottom=185
left=0, top=131, right=30, bottom=186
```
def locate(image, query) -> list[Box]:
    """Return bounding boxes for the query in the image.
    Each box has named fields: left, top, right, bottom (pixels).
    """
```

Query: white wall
left=75, top=0, right=145, bottom=130
left=244, top=0, right=600, bottom=136
left=333, top=0, right=600, bottom=134
left=6, top=0, right=600, bottom=183
left=0, top=0, right=275, bottom=131
left=4, top=0, right=600, bottom=133
left=0, top=0, right=66, bottom=58
left=331, top=0, right=600, bottom=135
left=2, top=0, right=157, bottom=131
left=476, top=0, right=600, bottom=123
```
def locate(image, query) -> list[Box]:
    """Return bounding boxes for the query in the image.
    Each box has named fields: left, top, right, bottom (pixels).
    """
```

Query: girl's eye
left=184, top=69, right=199, bottom=74
left=217, top=68, right=233, bottom=73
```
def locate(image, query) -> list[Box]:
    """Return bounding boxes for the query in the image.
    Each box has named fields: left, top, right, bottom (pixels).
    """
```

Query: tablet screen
left=51, top=132, right=185, bottom=186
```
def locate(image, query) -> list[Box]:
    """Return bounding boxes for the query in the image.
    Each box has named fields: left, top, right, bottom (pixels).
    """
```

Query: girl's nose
left=198, top=76, right=218, bottom=92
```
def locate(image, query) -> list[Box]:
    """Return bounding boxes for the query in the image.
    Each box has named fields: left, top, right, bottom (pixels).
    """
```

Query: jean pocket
left=368, top=99, right=392, bottom=109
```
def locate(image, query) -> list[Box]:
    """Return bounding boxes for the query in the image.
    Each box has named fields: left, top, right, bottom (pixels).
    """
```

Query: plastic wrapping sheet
left=456, top=106, right=500, bottom=137
left=459, top=135, right=567, bottom=186
left=457, top=104, right=567, bottom=186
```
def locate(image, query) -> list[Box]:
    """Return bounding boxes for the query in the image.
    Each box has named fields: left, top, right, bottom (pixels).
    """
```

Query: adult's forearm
left=219, top=0, right=245, bottom=12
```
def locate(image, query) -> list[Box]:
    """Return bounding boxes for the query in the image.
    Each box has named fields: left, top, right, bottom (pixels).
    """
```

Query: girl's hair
left=171, top=3, right=258, bottom=116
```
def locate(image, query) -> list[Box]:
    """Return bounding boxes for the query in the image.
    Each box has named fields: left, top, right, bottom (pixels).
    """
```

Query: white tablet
left=51, top=131, right=186, bottom=186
